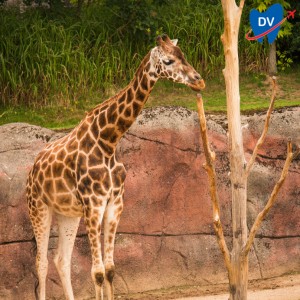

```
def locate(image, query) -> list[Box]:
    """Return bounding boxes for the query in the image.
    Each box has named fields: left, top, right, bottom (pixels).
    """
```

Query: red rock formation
left=0, top=107, right=299, bottom=299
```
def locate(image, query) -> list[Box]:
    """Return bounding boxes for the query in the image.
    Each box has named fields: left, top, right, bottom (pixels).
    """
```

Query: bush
left=0, top=0, right=268, bottom=108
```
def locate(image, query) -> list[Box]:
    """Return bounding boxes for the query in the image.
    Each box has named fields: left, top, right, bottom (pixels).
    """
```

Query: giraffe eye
left=163, top=59, right=175, bottom=66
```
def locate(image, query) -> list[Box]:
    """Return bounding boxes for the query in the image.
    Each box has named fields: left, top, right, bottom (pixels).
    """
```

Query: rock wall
left=0, top=107, right=299, bottom=299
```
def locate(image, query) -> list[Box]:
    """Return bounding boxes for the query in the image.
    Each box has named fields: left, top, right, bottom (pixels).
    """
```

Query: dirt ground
left=116, top=274, right=300, bottom=300
left=175, top=277, right=300, bottom=300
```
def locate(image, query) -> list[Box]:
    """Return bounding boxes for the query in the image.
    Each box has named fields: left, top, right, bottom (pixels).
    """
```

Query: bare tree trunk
left=228, top=255, right=248, bottom=299
left=220, top=1, right=247, bottom=298
left=196, top=2, right=300, bottom=300
left=268, top=42, right=277, bottom=75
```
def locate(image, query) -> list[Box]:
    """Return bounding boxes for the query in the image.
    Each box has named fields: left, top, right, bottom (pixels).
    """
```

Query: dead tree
left=196, top=0, right=300, bottom=299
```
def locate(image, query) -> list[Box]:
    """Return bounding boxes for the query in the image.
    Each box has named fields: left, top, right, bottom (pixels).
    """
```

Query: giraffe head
left=150, top=34, right=205, bottom=91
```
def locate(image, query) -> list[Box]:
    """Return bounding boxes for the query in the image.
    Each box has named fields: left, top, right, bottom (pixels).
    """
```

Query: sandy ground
left=118, top=274, right=300, bottom=300
left=175, top=285, right=300, bottom=300
left=175, top=274, right=300, bottom=300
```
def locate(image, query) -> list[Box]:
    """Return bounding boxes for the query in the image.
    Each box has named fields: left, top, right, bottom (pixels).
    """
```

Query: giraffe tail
left=34, top=279, right=39, bottom=300
left=30, top=235, right=39, bottom=300
left=30, top=235, right=37, bottom=256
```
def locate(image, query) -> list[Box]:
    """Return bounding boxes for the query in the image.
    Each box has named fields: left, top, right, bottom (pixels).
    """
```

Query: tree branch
left=245, top=76, right=277, bottom=177
left=243, top=141, right=296, bottom=257
left=239, top=0, right=245, bottom=10
left=196, top=93, right=231, bottom=272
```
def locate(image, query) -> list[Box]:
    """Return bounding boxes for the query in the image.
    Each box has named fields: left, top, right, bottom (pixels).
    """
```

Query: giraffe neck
left=87, top=51, right=158, bottom=156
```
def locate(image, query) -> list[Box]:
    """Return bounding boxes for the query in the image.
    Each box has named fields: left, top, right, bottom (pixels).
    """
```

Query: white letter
left=258, top=17, right=266, bottom=26
left=267, top=17, right=275, bottom=26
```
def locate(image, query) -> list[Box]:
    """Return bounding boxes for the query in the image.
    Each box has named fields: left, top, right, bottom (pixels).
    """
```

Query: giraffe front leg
left=83, top=201, right=107, bottom=300
left=103, top=186, right=124, bottom=300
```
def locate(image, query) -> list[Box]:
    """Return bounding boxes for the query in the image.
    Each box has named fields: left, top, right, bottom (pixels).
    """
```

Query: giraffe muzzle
left=188, top=79, right=206, bottom=91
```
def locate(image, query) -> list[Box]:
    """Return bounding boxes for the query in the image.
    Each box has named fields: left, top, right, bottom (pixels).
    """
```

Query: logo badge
left=250, top=3, right=283, bottom=44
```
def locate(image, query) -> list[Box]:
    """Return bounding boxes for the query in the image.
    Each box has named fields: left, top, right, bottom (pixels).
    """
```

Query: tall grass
left=0, top=5, right=146, bottom=107
left=161, top=1, right=225, bottom=76
left=0, top=1, right=267, bottom=108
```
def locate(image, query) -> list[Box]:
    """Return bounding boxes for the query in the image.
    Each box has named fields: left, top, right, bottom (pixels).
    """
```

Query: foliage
left=0, top=0, right=279, bottom=108
left=278, top=0, right=300, bottom=62
left=103, top=0, right=166, bottom=42
left=252, top=0, right=290, bottom=12
left=249, top=0, right=299, bottom=69
left=277, top=50, right=293, bottom=71
left=0, top=5, right=143, bottom=107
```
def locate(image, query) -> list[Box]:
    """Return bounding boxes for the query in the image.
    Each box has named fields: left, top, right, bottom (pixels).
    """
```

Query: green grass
left=0, top=1, right=268, bottom=108
left=148, top=70, right=300, bottom=113
left=1, top=70, right=299, bottom=129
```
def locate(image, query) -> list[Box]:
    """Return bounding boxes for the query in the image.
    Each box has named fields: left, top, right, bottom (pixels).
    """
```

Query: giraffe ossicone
left=26, top=34, right=205, bottom=300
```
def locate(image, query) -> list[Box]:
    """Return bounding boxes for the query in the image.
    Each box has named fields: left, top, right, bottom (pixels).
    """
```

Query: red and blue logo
left=246, top=3, right=296, bottom=44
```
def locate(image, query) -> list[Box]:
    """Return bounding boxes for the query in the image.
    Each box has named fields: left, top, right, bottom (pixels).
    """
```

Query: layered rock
left=0, top=107, right=299, bottom=299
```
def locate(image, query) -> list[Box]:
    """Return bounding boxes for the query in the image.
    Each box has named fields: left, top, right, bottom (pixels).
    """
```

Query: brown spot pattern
left=25, top=44, right=180, bottom=294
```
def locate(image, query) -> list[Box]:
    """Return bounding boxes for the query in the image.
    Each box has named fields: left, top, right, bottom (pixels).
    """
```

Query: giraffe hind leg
left=28, top=197, right=53, bottom=300
left=53, top=213, right=80, bottom=300
left=103, top=188, right=124, bottom=300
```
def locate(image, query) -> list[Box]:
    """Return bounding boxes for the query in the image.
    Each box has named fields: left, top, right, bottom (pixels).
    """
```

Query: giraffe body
left=26, top=35, right=205, bottom=300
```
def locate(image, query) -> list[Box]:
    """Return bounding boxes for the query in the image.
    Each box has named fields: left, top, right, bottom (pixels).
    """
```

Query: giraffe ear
left=156, top=35, right=164, bottom=46
left=171, top=39, right=178, bottom=46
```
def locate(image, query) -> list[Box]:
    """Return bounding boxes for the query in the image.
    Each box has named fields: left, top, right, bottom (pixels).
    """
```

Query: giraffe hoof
left=105, top=266, right=115, bottom=283
left=95, top=272, right=105, bottom=286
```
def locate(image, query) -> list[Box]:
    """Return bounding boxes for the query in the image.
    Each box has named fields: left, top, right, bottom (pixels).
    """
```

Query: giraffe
left=26, top=34, right=205, bottom=300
